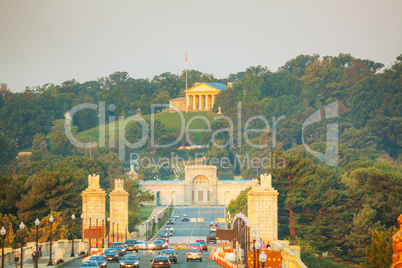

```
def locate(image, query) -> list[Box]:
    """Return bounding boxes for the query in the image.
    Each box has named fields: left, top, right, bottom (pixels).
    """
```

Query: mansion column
left=192, top=95, right=196, bottom=111
left=212, top=95, right=216, bottom=110
left=199, top=95, right=204, bottom=111
left=186, top=94, right=190, bottom=112
left=205, top=95, right=209, bottom=110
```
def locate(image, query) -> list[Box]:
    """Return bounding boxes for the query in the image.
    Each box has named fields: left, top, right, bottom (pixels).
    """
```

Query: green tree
left=361, top=226, right=396, bottom=268
left=227, top=187, right=251, bottom=216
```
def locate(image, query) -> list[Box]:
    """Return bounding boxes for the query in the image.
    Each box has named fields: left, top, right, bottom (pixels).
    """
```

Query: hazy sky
left=1, top=0, right=401, bottom=92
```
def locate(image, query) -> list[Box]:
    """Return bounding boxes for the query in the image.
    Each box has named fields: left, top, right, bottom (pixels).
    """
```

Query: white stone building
left=140, top=165, right=253, bottom=206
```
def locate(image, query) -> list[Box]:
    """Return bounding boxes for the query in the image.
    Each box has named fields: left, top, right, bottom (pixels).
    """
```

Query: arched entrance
left=192, top=175, right=210, bottom=205
left=171, top=191, right=177, bottom=205
left=224, top=191, right=231, bottom=206
left=156, top=191, right=162, bottom=206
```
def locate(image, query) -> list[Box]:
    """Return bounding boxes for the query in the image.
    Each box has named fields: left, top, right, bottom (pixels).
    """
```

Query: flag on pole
left=185, top=46, right=187, bottom=62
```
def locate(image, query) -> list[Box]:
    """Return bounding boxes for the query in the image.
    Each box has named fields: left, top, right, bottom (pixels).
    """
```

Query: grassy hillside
left=76, top=111, right=218, bottom=144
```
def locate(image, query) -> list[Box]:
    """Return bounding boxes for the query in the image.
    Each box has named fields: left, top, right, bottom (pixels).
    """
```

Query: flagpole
left=185, top=46, right=188, bottom=113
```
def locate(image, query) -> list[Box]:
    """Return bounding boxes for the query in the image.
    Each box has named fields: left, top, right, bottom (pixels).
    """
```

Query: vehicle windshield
left=137, top=241, right=144, bottom=244
left=162, top=250, right=174, bottom=254
left=121, top=256, right=137, bottom=261
left=189, top=243, right=200, bottom=247
left=154, top=240, right=164, bottom=244
left=90, top=256, right=105, bottom=261
left=111, top=243, right=124, bottom=248
left=154, top=256, right=168, bottom=261
left=125, top=240, right=137, bottom=244
left=188, top=249, right=200, bottom=253
left=196, top=240, right=206, bottom=245
left=104, top=249, right=117, bottom=254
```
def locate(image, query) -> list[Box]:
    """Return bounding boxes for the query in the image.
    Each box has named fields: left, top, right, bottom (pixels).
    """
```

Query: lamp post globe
left=1, top=226, right=6, bottom=268
left=259, top=251, right=267, bottom=268
left=255, top=240, right=261, bottom=268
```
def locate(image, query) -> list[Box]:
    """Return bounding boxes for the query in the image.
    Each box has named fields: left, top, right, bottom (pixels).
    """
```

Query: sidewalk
left=136, top=207, right=167, bottom=240
left=7, top=254, right=85, bottom=268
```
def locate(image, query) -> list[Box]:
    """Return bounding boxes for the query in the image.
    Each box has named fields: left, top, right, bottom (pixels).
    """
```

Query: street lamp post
left=89, top=214, right=92, bottom=228
left=35, top=219, right=40, bottom=268
left=70, top=214, right=75, bottom=257
left=19, top=222, right=25, bottom=268
left=80, top=214, right=84, bottom=242
left=102, top=216, right=105, bottom=248
left=259, top=251, right=267, bottom=268
left=112, top=220, right=115, bottom=243
left=107, top=218, right=110, bottom=247
left=255, top=240, right=261, bottom=268
left=145, top=221, right=148, bottom=241
left=125, top=225, right=127, bottom=241
left=47, top=216, right=54, bottom=266
left=96, top=215, right=99, bottom=246
left=251, top=226, right=257, bottom=268
left=116, top=221, right=119, bottom=242
left=1, top=227, right=6, bottom=268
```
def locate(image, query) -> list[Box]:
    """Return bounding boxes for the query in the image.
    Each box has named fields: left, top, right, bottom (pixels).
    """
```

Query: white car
left=136, top=240, right=146, bottom=250
left=165, top=225, right=174, bottom=231
left=210, top=225, right=217, bottom=232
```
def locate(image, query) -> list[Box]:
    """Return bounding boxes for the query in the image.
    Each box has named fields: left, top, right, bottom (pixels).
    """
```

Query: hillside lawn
left=76, top=111, right=217, bottom=144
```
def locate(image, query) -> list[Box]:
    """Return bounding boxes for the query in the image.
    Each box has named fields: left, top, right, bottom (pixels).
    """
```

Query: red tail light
left=167, top=261, right=170, bottom=264
left=152, top=262, right=155, bottom=264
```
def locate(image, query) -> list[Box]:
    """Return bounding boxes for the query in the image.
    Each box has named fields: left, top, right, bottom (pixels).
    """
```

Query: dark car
left=165, top=225, right=173, bottom=232
left=165, top=231, right=172, bottom=237
left=196, top=239, right=208, bottom=251
left=207, top=231, right=217, bottom=243
left=119, top=254, right=140, bottom=268
left=159, top=232, right=168, bottom=239
left=124, top=239, right=138, bottom=252
left=161, top=249, right=178, bottom=264
left=103, top=249, right=119, bottom=262
left=89, top=256, right=107, bottom=268
left=173, top=214, right=179, bottom=219
left=153, top=240, right=166, bottom=250
left=167, top=217, right=175, bottom=224
left=110, top=242, right=127, bottom=256
left=151, top=256, right=171, bottom=268
left=181, top=215, right=189, bottom=222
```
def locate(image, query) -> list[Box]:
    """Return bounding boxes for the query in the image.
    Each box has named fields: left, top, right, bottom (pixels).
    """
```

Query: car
left=153, top=240, right=166, bottom=250
left=103, top=249, right=119, bottom=262
left=188, top=242, right=202, bottom=253
left=207, top=231, right=217, bottom=244
left=124, top=239, right=138, bottom=252
left=159, top=232, right=168, bottom=239
left=210, top=225, right=217, bottom=232
left=165, top=231, right=172, bottom=237
left=165, top=225, right=173, bottom=232
left=210, top=221, right=217, bottom=226
left=89, top=256, right=107, bottom=268
left=173, top=214, right=179, bottom=219
left=167, top=218, right=175, bottom=224
left=150, top=256, right=171, bottom=268
left=144, top=241, right=152, bottom=250
left=182, top=215, right=189, bottom=222
left=156, top=238, right=168, bottom=246
left=195, top=239, right=208, bottom=251
left=161, top=249, right=178, bottom=264
left=136, top=240, right=146, bottom=250
left=80, top=260, right=99, bottom=268
left=110, top=242, right=127, bottom=256
left=119, top=254, right=140, bottom=268
left=186, top=248, right=202, bottom=262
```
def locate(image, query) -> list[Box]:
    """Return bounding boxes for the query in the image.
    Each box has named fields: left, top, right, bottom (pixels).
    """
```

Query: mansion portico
left=169, top=82, right=231, bottom=112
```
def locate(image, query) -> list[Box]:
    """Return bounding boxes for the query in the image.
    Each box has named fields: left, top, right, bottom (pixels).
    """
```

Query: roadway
left=61, top=207, right=225, bottom=268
